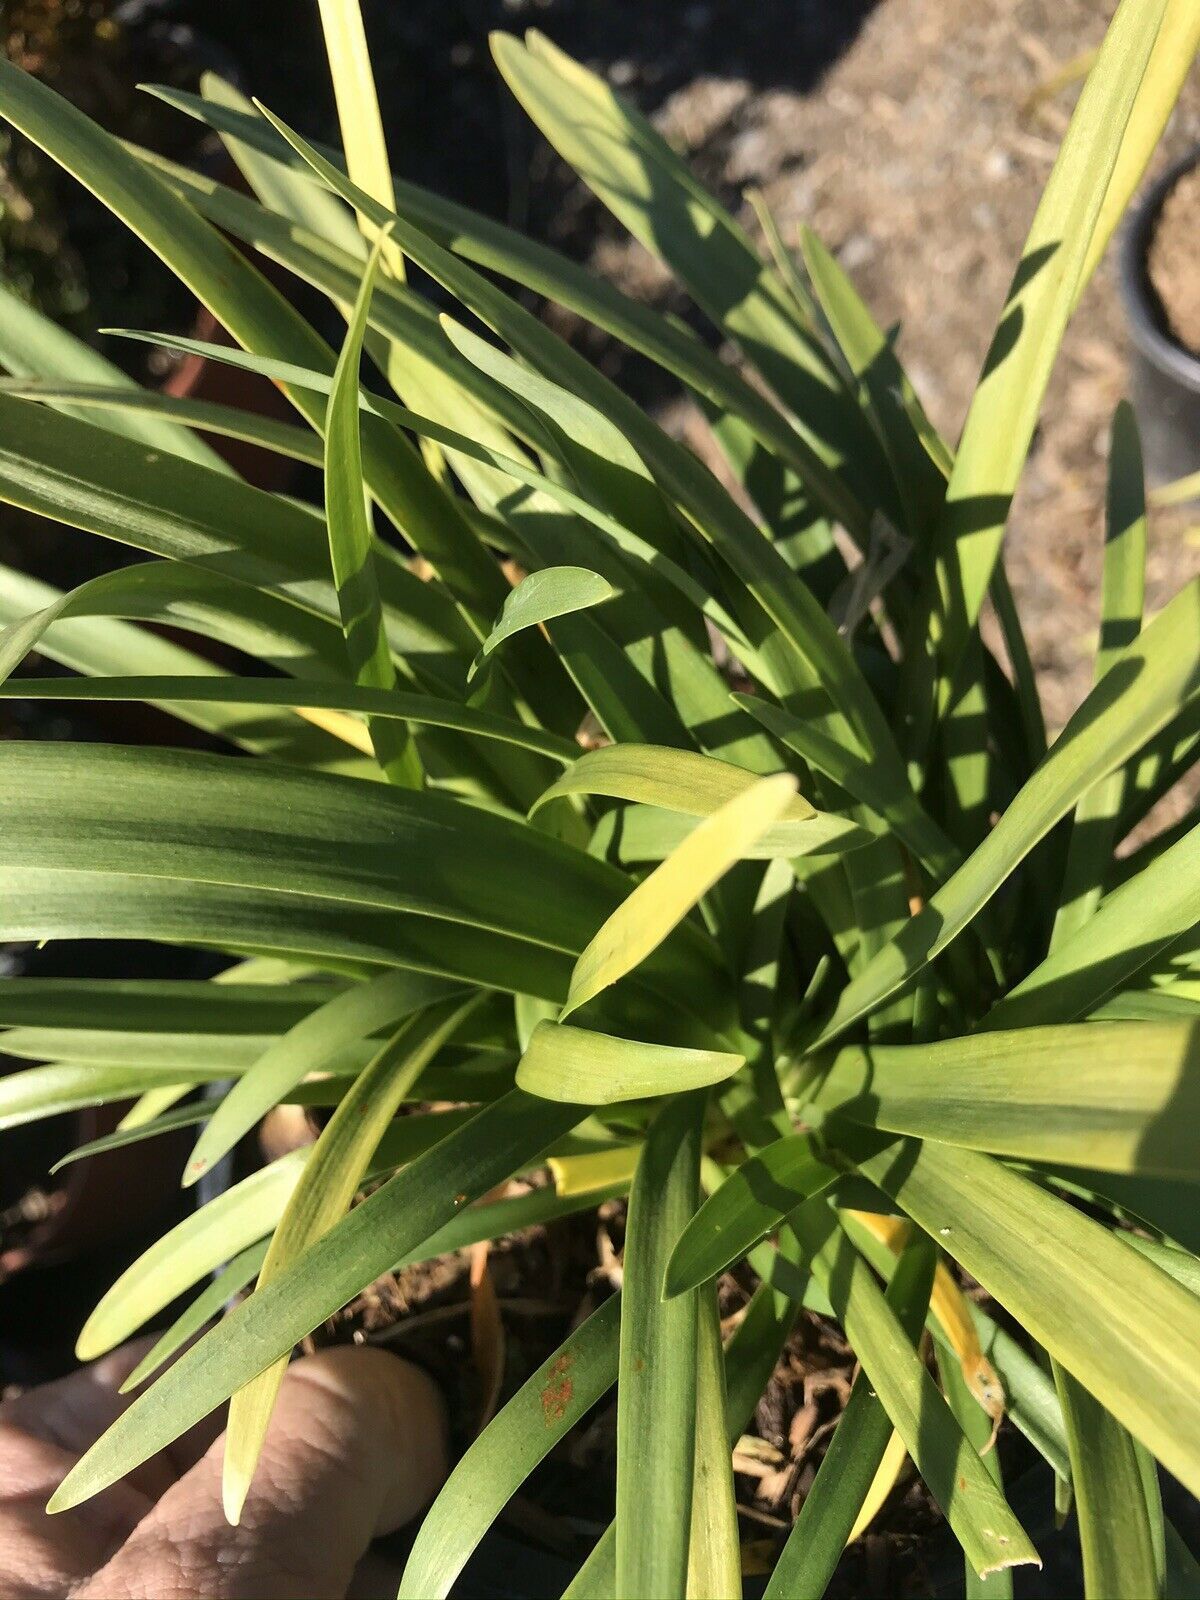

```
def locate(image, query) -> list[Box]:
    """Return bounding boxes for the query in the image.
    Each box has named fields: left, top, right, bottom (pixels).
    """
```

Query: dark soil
left=1149, top=161, right=1200, bottom=357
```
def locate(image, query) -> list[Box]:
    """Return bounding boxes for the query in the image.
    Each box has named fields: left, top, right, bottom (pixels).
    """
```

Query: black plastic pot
left=1119, top=145, right=1200, bottom=495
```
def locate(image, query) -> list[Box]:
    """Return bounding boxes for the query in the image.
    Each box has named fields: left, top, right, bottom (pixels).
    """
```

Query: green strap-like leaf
left=795, top=222, right=944, bottom=543
left=0, top=54, right=504, bottom=636
left=0, top=1063, right=220, bottom=1133
left=186, top=970, right=457, bottom=1186
left=253, top=104, right=904, bottom=772
left=119, top=1241, right=269, bottom=1394
left=685, top=1281, right=741, bottom=1600
left=0, top=278, right=226, bottom=469
left=1, top=1029, right=343, bottom=1073
left=1054, top=1363, right=1160, bottom=1600
left=441, top=315, right=675, bottom=544
left=516, top=1021, right=742, bottom=1105
left=1077, top=0, right=1200, bottom=292
left=223, top=992, right=480, bottom=1521
left=815, top=578, right=1200, bottom=1047
left=804, top=1020, right=1200, bottom=1177
left=910, top=0, right=1166, bottom=734
left=470, top=566, right=615, bottom=681
left=733, top=693, right=955, bottom=878
left=790, top=1200, right=1038, bottom=1580
left=536, top=743, right=869, bottom=861
left=142, top=84, right=844, bottom=515
left=0, top=741, right=725, bottom=1020
left=0, top=674, right=578, bottom=765
left=984, top=818, right=1200, bottom=1031
left=491, top=32, right=882, bottom=542
left=399, top=1294, right=620, bottom=1599
left=104, top=327, right=752, bottom=667
left=50, top=1089, right=585, bottom=1512
left=387, top=1164, right=632, bottom=1277
left=0, top=391, right=472, bottom=667
left=0, top=563, right=357, bottom=766
left=1052, top=402, right=1148, bottom=948
left=0, top=378, right=325, bottom=465
left=49, top=1102, right=215, bottom=1172
left=665, top=1134, right=837, bottom=1297
left=942, top=1344, right=1014, bottom=1600
left=1123, top=1234, right=1200, bottom=1300
left=75, top=1151, right=308, bottom=1360
left=763, top=1231, right=936, bottom=1600
left=568, top=1241, right=806, bottom=1600
left=323, top=226, right=420, bottom=783
left=850, top=1131, right=1200, bottom=1500
left=617, top=1094, right=704, bottom=1598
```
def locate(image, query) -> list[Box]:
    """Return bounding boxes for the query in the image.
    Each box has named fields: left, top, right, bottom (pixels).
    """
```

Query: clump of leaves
left=0, top=2, right=1198, bottom=1595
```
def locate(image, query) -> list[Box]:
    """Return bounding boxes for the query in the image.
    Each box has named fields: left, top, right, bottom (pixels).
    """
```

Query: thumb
left=75, top=1346, right=447, bottom=1600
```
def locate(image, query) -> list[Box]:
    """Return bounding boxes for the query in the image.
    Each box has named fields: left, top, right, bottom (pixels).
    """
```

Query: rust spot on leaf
left=541, top=1353, right=574, bottom=1424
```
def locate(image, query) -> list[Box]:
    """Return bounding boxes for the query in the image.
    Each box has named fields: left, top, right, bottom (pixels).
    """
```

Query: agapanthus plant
left=0, top=1, right=1198, bottom=1595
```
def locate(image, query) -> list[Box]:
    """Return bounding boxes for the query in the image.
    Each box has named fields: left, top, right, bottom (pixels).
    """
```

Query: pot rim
left=1119, top=142, right=1200, bottom=391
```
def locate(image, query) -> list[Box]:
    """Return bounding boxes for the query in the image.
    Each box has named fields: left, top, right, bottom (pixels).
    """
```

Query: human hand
left=0, top=1340, right=447, bottom=1598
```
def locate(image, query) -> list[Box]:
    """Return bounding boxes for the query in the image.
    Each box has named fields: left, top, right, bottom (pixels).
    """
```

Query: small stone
left=984, top=148, right=1013, bottom=182
left=840, top=231, right=877, bottom=271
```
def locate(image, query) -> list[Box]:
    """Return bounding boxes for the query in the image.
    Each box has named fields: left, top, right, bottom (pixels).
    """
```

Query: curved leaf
left=763, top=1233, right=935, bottom=1600
left=0, top=741, right=725, bottom=1022
left=789, top=1201, right=1038, bottom=1580
left=186, top=969, right=455, bottom=1186
left=1055, top=1364, right=1159, bottom=1600
left=851, top=1132, right=1200, bottom=1500
left=516, top=1021, right=742, bottom=1105
left=0, top=279, right=225, bottom=468
left=0, top=1063, right=216, bottom=1133
left=49, top=1102, right=215, bottom=1172
left=50, top=1089, right=585, bottom=1511
left=0, top=379, right=324, bottom=465
left=1052, top=402, right=1147, bottom=947
left=470, top=566, right=615, bottom=681
left=399, top=1295, right=620, bottom=1599
left=119, top=1240, right=269, bottom=1393
left=1078, top=0, right=1200, bottom=291
left=686, top=1283, right=741, bottom=1600
left=323, top=225, right=419, bottom=782
left=664, top=1134, right=837, bottom=1298
left=817, top=579, right=1200, bottom=1046
left=222, top=993, right=480, bottom=1521
left=806, top=1021, right=1200, bottom=1177
left=76, top=1151, right=308, bottom=1360
left=535, top=743, right=868, bottom=860
left=0, top=673, right=575, bottom=765
left=985, top=818, right=1200, bottom=1031
left=562, top=774, right=796, bottom=1020
left=916, top=0, right=1165, bottom=711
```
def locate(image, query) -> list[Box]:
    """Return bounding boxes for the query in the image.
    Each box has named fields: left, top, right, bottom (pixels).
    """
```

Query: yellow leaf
left=847, top=1210, right=1005, bottom=1422
left=562, top=773, right=797, bottom=1019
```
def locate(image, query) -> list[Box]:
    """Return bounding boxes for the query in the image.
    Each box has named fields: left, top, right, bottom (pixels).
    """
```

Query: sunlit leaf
left=470, top=566, right=615, bottom=682
left=517, top=1021, right=742, bottom=1105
